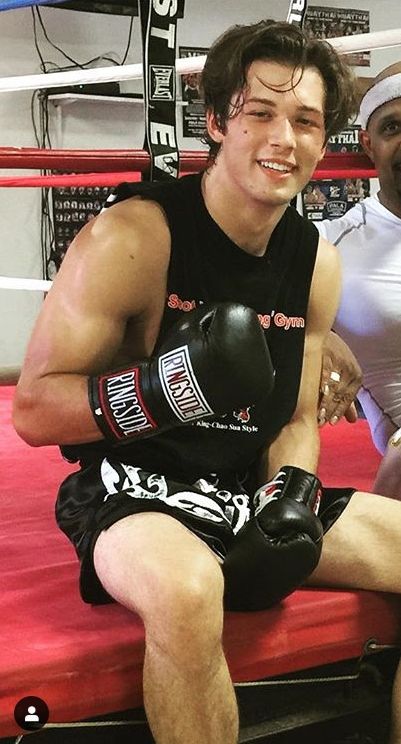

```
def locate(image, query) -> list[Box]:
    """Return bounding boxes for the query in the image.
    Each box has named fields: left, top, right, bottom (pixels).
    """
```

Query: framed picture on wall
left=179, top=46, right=208, bottom=138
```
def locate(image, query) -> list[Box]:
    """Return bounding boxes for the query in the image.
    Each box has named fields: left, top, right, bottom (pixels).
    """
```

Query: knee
left=93, top=515, right=225, bottom=649
left=137, top=558, right=225, bottom=671
left=144, top=553, right=225, bottom=640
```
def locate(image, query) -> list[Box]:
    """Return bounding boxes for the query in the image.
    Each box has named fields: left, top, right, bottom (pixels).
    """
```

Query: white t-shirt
left=316, top=195, right=401, bottom=453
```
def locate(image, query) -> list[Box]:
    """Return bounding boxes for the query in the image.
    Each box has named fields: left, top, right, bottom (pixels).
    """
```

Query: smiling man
left=13, top=19, right=401, bottom=744
left=317, top=61, right=401, bottom=500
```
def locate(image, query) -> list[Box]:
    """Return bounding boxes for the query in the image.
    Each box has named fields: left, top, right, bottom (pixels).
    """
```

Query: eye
left=382, top=120, right=401, bottom=134
left=297, top=117, right=315, bottom=127
left=248, top=110, right=271, bottom=118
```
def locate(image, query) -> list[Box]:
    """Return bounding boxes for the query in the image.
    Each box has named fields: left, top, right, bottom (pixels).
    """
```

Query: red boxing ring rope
left=0, top=167, right=377, bottom=187
left=0, top=148, right=378, bottom=184
left=0, top=148, right=204, bottom=172
left=0, top=172, right=142, bottom=187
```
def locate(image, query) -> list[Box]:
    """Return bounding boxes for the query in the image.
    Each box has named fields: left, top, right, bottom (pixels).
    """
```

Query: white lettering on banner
left=151, top=66, right=174, bottom=100
left=159, top=345, right=214, bottom=422
left=154, top=153, right=178, bottom=177
left=104, top=370, right=153, bottom=436
left=150, top=123, right=178, bottom=175
left=150, top=23, right=176, bottom=49
left=330, top=130, right=359, bottom=146
left=287, top=0, right=308, bottom=25
left=153, top=0, right=178, bottom=16
left=150, top=122, right=177, bottom=146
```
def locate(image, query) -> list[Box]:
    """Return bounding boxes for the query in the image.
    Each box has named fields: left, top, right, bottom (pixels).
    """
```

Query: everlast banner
left=287, top=0, right=308, bottom=211
left=286, top=0, right=308, bottom=26
left=139, top=0, right=182, bottom=181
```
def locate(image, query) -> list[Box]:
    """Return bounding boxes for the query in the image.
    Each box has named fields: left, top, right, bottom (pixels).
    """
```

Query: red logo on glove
left=233, top=407, right=251, bottom=423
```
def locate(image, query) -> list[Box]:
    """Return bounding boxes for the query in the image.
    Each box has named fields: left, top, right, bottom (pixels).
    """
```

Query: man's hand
left=318, top=331, right=362, bottom=426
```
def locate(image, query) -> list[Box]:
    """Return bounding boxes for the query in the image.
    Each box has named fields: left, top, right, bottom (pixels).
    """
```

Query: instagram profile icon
left=14, top=696, right=49, bottom=732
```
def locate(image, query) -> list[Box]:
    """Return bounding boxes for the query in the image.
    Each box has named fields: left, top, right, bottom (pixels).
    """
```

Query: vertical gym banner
left=286, top=0, right=308, bottom=26
left=287, top=1, right=308, bottom=209
left=139, top=0, right=181, bottom=181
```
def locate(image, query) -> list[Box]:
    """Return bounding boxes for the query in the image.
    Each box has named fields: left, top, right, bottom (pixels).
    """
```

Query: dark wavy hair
left=201, top=19, right=358, bottom=161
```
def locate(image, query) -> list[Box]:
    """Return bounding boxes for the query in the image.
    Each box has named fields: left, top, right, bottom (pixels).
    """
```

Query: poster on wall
left=48, top=182, right=113, bottom=277
left=305, top=6, right=370, bottom=66
left=302, top=124, right=370, bottom=221
left=302, top=177, right=370, bottom=221
left=326, top=124, right=363, bottom=154
left=179, top=46, right=207, bottom=138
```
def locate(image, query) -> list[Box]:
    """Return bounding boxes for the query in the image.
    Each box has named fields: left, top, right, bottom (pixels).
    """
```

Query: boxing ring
left=2, top=386, right=401, bottom=742
left=2, top=5, right=401, bottom=742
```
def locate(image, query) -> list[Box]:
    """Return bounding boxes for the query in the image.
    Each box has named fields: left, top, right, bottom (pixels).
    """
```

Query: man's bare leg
left=93, top=512, right=238, bottom=744
left=307, top=491, right=401, bottom=743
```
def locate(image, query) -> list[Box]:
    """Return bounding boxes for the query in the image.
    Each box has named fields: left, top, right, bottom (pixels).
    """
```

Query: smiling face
left=360, top=98, right=401, bottom=218
left=206, top=59, right=327, bottom=210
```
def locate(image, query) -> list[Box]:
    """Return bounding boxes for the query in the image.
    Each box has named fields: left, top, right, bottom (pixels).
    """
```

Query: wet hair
left=200, top=19, right=358, bottom=161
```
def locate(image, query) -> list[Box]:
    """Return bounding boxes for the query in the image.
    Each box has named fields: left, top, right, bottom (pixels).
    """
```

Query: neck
left=377, top=189, right=401, bottom=220
left=201, top=168, right=288, bottom=257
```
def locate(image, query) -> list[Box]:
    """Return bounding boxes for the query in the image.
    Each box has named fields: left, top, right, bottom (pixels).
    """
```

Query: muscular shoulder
left=88, top=195, right=170, bottom=263
left=58, top=196, right=169, bottom=311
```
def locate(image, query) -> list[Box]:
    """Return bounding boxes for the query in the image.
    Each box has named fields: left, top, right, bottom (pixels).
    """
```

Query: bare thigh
left=308, top=490, right=401, bottom=593
left=93, top=511, right=224, bottom=620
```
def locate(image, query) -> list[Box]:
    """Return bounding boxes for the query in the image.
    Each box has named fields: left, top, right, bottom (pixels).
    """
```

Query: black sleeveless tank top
left=62, top=173, right=319, bottom=482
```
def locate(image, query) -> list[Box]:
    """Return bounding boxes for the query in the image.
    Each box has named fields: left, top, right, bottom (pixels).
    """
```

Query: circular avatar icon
left=14, top=696, right=49, bottom=731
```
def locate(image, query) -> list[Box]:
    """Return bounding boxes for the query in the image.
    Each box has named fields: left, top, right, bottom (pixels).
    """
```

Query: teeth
left=260, top=161, right=291, bottom=172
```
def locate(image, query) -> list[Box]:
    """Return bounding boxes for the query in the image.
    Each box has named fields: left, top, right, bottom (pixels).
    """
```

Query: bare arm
left=13, top=198, right=170, bottom=446
left=259, top=237, right=342, bottom=482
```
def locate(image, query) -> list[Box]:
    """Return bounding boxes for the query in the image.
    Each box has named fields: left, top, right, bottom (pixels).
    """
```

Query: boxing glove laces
left=223, top=466, right=323, bottom=611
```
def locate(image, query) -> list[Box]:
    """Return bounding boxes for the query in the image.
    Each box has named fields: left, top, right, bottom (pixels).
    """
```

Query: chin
left=263, top=192, right=296, bottom=207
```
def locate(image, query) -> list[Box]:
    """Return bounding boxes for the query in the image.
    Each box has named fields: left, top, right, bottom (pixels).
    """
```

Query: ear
left=359, top=129, right=374, bottom=161
left=317, top=143, right=327, bottom=163
left=206, top=108, right=225, bottom=144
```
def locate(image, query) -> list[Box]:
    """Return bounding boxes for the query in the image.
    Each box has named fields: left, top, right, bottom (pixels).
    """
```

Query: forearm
left=13, top=372, right=102, bottom=447
left=261, top=418, right=320, bottom=483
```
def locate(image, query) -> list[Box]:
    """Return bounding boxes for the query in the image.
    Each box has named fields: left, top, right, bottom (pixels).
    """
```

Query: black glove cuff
left=255, top=466, right=322, bottom=516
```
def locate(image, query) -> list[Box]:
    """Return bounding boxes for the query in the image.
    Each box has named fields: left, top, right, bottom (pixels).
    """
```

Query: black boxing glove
left=223, top=466, right=323, bottom=611
left=88, top=302, right=274, bottom=442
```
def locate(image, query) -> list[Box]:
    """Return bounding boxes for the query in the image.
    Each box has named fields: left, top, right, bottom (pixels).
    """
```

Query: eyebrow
left=377, top=111, right=401, bottom=126
left=244, top=97, right=323, bottom=116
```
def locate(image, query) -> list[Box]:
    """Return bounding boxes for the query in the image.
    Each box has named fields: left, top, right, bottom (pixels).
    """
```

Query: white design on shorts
left=99, top=459, right=250, bottom=534
left=100, top=459, right=168, bottom=501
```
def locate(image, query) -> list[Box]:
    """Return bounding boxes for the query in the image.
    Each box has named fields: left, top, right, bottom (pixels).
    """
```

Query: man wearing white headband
left=317, top=61, right=401, bottom=499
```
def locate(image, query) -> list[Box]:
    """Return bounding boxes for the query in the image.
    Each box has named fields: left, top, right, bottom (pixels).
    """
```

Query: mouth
left=257, top=160, right=295, bottom=175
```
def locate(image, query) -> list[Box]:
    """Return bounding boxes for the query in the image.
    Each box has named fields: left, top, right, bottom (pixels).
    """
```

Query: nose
left=268, top=117, right=296, bottom=150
